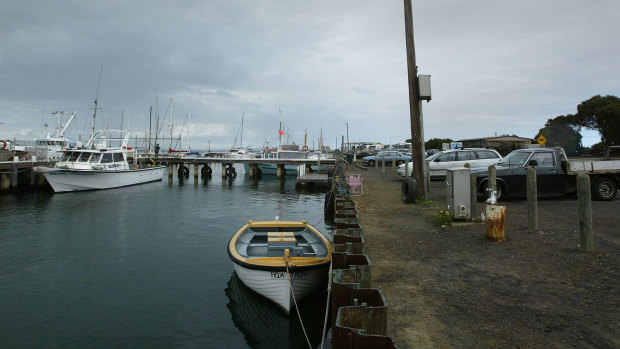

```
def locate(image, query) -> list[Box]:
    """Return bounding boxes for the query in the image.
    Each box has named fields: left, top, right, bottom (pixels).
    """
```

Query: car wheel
left=478, top=179, right=507, bottom=202
left=368, top=160, right=375, bottom=167
left=592, top=177, right=617, bottom=201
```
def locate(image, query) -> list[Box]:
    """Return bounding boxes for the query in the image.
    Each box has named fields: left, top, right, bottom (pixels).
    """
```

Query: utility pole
left=403, top=0, right=428, bottom=199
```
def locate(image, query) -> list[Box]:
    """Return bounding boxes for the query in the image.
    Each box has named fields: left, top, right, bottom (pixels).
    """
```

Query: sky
left=1, top=0, right=618, bottom=150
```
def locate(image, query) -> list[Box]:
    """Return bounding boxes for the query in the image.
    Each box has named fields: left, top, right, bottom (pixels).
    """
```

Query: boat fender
left=0, top=140, right=6, bottom=150
left=201, top=165, right=212, bottom=177
left=401, top=177, right=419, bottom=203
left=302, top=145, right=308, bottom=151
left=231, top=167, right=237, bottom=177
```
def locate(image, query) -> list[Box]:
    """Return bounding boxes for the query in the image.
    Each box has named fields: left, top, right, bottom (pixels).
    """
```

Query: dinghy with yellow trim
left=227, top=220, right=332, bottom=313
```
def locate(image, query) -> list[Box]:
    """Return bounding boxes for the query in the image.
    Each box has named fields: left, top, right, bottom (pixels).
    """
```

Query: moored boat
left=227, top=220, right=332, bottom=313
left=34, top=129, right=165, bottom=193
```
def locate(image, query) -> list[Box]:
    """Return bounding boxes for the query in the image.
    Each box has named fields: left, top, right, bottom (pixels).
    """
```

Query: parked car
left=355, top=151, right=372, bottom=160
left=397, top=148, right=502, bottom=178
left=471, top=147, right=620, bottom=201
left=362, top=151, right=412, bottom=166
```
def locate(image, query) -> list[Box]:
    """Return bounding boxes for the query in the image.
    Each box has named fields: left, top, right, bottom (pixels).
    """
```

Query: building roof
left=458, top=135, right=534, bottom=142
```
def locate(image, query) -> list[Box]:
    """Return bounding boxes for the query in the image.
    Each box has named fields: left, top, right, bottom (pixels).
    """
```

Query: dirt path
left=349, top=166, right=619, bottom=348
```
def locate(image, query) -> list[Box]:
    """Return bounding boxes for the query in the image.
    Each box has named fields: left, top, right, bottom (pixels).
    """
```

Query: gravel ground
left=348, top=165, right=619, bottom=348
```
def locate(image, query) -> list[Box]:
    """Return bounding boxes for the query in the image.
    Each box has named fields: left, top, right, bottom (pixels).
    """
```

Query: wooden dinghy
left=227, top=220, right=332, bottom=313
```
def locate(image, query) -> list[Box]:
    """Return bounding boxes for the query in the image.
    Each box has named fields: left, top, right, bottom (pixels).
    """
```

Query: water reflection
left=225, top=272, right=330, bottom=349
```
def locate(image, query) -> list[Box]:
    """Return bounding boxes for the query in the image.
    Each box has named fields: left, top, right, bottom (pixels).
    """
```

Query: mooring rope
left=285, top=254, right=312, bottom=349
left=320, top=260, right=333, bottom=349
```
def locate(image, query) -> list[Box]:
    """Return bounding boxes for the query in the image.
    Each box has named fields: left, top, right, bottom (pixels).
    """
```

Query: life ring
left=0, top=140, right=6, bottom=150
left=302, top=145, right=309, bottom=151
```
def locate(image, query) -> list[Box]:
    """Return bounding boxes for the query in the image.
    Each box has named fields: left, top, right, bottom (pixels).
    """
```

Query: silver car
left=397, top=148, right=502, bottom=178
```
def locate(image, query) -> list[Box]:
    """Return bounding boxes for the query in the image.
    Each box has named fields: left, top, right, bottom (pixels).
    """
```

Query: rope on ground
left=320, top=260, right=333, bottom=349
left=285, top=254, right=312, bottom=349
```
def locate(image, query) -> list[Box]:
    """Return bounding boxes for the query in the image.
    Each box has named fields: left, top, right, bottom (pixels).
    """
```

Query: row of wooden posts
left=468, top=164, right=593, bottom=251
left=369, top=158, right=595, bottom=252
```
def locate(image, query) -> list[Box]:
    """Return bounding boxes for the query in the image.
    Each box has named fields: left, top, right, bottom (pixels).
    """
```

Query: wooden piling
left=404, top=161, right=409, bottom=178
left=194, top=164, right=199, bottom=181
left=488, top=165, right=497, bottom=194
left=527, top=168, right=538, bottom=233
left=381, top=155, right=385, bottom=174
left=470, top=173, right=477, bottom=220
left=577, top=174, right=593, bottom=252
left=277, top=164, right=284, bottom=179
left=168, top=164, right=173, bottom=184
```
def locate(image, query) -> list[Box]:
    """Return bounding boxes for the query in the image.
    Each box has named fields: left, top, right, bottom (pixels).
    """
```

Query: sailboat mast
left=241, top=112, right=244, bottom=148
left=187, top=111, right=191, bottom=152
left=169, top=98, right=174, bottom=151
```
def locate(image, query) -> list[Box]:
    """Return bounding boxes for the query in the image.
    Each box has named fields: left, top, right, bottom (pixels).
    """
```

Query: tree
left=573, top=95, right=620, bottom=145
left=536, top=115, right=582, bottom=156
left=422, top=138, right=452, bottom=151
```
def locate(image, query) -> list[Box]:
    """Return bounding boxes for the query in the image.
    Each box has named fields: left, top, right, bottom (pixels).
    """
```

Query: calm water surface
left=0, top=165, right=332, bottom=348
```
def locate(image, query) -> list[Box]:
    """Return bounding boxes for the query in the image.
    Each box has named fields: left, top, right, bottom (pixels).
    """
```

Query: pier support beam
left=168, top=164, right=173, bottom=184
left=1, top=173, right=9, bottom=191
left=194, top=164, right=199, bottom=182
left=277, top=164, right=285, bottom=179
left=249, top=164, right=256, bottom=178
left=222, top=164, right=227, bottom=178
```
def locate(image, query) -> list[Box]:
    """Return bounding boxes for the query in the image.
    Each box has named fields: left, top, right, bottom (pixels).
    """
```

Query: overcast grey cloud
left=1, top=0, right=618, bottom=149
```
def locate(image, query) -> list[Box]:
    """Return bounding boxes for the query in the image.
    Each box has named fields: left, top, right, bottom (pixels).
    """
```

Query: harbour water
left=0, top=165, right=332, bottom=348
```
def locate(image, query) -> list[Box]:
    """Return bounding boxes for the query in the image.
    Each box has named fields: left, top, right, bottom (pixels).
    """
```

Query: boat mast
left=187, top=111, right=191, bottom=152
left=241, top=112, right=244, bottom=148
left=169, top=98, right=174, bottom=152
left=91, top=64, right=104, bottom=149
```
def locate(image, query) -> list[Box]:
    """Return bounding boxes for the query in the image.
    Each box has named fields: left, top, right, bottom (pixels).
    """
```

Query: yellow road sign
left=537, top=135, right=547, bottom=145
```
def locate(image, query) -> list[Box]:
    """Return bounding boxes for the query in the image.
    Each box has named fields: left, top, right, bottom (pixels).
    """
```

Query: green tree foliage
left=573, top=95, right=620, bottom=145
left=535, top=115, right=582, bottom=156
left=423, top=138, right=452, bottom=151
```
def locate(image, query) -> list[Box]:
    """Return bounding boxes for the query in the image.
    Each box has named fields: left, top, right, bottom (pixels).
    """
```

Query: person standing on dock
left=155, top=143, right=160, bottom=157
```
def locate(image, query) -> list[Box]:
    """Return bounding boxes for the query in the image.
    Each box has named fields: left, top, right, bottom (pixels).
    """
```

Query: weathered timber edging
left=326, top=162, right=397, bottom=348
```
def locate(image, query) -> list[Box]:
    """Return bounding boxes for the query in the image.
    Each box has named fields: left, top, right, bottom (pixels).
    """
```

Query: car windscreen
left=497, top=151, right=531, bottom=166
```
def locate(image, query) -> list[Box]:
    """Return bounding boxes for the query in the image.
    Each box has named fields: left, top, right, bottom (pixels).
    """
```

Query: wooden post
left=381, top=155, right=385, bottom=174
left=392, top=159, right=396, bottom=176
left=375, top=157, right=379, bottom=170
left=527, top=168, right=538, bottom=232
left=277, top=164, right=284, bottom=179
left=168, top=164, right=173, bottom=184
left=194, top=164, right=199, bottom=182
left=1, top=173, right=9, bottom=191
left=470, top=174, right=477, bottom=220
left=222, top=164, right=227, bottom=178
left=403, top=0, right=427, bottom=199
left=404, top=161, right=409, bottom=178
left=577, top=174, right=593, bottom=252
left=488, top=165, right=497, bottom=194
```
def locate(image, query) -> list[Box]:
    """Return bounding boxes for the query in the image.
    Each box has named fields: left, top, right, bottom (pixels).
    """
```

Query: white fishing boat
left=30, top=111, right=77, bottom=160
left=34, top=129, right=165, bottom=193
left=227, top=220, right=332, bottom=313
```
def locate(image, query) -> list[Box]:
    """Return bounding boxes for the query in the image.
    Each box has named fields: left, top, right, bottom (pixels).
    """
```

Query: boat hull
left=232, top=263, right=329, bottom=313
left=243, top=163, right=299, bottom=176
left=35, top=166, right=165, bottom=193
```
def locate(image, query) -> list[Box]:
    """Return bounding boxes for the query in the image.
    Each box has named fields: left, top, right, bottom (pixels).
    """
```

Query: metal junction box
left=446, top=167, right=471, bottom=220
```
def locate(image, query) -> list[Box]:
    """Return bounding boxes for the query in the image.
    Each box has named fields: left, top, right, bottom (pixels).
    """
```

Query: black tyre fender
left=231, top=167, right=237, bottom=177
left=401, top=177, right=419, bottom=203
left=178, top=165, right=190, bottom=178
left=592, top=176, right=617, bottom=201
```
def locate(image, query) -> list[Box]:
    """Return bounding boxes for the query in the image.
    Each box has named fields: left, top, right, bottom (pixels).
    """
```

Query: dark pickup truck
left=471, top=147, right=620, bottom=201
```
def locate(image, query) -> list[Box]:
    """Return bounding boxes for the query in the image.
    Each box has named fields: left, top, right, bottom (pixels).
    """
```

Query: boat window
left=59, top=152, right=71, bottom=162
left=69, top=152, right=81, bottom=161
left=113, top=153, right=124, bottom=162
left=78, top=153, right=91, bottom=162
left=101, top=153, right=113, bottom=163
left=89, top=153, right=101, bottom=163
